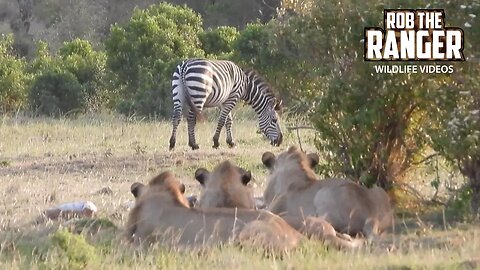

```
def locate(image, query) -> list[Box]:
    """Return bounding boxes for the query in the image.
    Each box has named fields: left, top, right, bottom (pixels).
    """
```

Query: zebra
left=169, top=58, right=283, bottom=150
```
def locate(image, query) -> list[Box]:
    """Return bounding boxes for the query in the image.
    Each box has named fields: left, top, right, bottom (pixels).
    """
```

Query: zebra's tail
left=181, top=73, right=205, bottom=122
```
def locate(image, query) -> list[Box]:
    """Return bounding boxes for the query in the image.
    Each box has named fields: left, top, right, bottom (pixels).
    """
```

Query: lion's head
left=195, top=160, right=256, bottom=209
left=126, top=171, right=190, bottom=242
left=262, top=146, right=320, bottom=205
left=129, top=171, right=189, bottom=207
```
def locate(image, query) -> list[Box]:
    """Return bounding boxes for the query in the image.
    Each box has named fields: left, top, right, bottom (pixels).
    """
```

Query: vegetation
left=0, top=0, right=479, bottom=267
left=0, top=116, right=478, bottom=269
left=105, top=3, right=204, bottom=116
left=0, top=34, right=29, bottom=112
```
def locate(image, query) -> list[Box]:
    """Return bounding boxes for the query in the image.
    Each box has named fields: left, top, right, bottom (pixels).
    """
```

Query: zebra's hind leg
left=187, top=110, right=199, bottom=150
left=225, top=112, right=235, bottom=148
left=169, top=106, right=182, bottom=150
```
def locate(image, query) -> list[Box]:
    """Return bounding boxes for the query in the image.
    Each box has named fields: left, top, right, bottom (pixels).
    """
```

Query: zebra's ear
left=274, top=99, right=283, bottom=111
left=195, top=168, right=210, bottom=186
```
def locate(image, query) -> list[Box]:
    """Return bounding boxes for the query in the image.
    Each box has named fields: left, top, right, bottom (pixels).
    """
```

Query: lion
left=194, top=160, right=256, bottom=209
left=125, top=170, right=302, bottom=253
left=261, top=146, right=394, bottom=240
left=195, top=160, right=364, bottom=249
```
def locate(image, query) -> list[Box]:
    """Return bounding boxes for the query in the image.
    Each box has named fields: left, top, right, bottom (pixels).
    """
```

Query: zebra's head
left=244, top=69, right=283, bottom=146
left=259, top=98, right=283, bottom=146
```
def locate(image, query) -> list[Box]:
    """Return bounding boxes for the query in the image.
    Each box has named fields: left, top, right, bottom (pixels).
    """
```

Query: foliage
left=0, top=34, right=29, bottom=112
left=260, top=0, right=464, bottom=190
left=426, top=1, right=480, bottom=217
left=105, top=3, right=204, bottom=117
left=232, top=23, right=311, bottom=109
left=49, top=228, right=99, bottom=270
left=28, top=69, right=85, bottom=117
left=199, top=26, right=239, bottom=58
left=28, top=41, right=55, bottom=76
left=59, top=38, right=108, bottom=110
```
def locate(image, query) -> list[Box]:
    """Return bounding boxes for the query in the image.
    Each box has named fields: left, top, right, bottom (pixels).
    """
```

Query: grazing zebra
left=169, top=58, right=283, bottom=150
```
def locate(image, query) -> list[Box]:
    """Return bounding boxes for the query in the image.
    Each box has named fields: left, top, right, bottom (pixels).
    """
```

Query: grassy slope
left=0, top=113, right=478, bottom=269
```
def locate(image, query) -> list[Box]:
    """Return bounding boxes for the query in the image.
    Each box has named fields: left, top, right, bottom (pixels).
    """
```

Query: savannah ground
left=0, top=110, right=479, bottom=269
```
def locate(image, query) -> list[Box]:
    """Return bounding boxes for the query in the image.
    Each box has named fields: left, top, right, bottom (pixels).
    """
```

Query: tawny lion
left=195, top=160, right=364, bottom=249
left=262, top=146, right=394, bottom=240
left=125, top=170, right=301, bottom=253
left=194, top=160, right=256, bottom=209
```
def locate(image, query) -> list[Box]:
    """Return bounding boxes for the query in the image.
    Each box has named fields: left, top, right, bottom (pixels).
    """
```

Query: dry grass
left=0, top=112, right=479, bottom=269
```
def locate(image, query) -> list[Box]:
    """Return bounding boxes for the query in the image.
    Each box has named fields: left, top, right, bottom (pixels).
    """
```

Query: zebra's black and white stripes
left=169, top=58, right=283, bottom=150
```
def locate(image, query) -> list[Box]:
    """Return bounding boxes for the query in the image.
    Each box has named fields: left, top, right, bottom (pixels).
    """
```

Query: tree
left=59, top=39, right=108, bottom=110
left=0, top=34, right=29, bottom=112
left=28, top=69, right=85, bottom=117
left=259, top=0, right=460, bottom=191
left=199, top=26, right=239, bottom=58
left=426, top=0, right=480, bottom=219
left=232, top=23, right=314, bottom=111
left=105, top=3, right=204, bottom=117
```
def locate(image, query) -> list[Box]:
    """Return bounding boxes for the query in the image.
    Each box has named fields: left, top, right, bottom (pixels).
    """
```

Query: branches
left=411, top=153, right=440, bottom=166
left=287, top=125, right=316, bottom=152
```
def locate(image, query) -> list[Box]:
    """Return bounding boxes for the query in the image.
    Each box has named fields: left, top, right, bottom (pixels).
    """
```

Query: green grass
left=0, top=113, right=478, bottom=269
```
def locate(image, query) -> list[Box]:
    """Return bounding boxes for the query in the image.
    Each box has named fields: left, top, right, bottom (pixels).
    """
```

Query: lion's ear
left=194, top=168, right=210, bottom=186
left=261, top=152, right=276, bottom=169
left=241, top=170, right=252, bottom=185
left=307, top=153, right=319, bottom=168
left=179, top=183, right=186, bottom=194
left=131, top=182, right=145, bottom=199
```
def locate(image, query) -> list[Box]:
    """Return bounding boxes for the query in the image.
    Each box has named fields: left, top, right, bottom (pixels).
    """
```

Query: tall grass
left=0, top=112, right=478, bottom=269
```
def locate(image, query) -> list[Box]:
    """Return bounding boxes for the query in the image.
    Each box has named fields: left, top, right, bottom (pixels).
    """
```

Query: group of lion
left=126, top=146, right=394, bottom=253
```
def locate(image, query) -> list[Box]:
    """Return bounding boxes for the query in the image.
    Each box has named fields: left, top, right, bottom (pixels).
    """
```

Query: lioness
left=195, top=160, right=363, bottom=249
left=126, top=170, right=301, bottom=252
left=194, top=160, right=255, bottom=209
left=262, top=146, right=393, bottom=240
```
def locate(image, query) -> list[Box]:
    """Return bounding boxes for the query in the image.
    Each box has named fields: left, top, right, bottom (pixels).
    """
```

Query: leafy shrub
left=49, top=229, right=98, bottom=270
left=262, top=0, right=448, bottom=190
left=29, top=69, right=85, bottom=117
left=0, top=34, right=29, bottom=112
left=199, top=26, right=239, bottom=57
left=232, top=22, right=313, bottom=111
left=105, top=3, right=204, bottom=117
left=59, top=39, right=107, bottom=98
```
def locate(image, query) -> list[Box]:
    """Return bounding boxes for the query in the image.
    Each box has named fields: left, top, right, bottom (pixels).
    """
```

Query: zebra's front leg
left=213, top=103, right=236, bottom=149
left=169, top=107, right=182, bottom=150
left=225, top=112, right=235, bottom=148
left=187, top=110, right=199, bottom=150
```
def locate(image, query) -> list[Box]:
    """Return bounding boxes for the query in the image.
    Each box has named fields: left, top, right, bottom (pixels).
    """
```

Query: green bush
left=233, top=23, right=273, bottom=66
left=29, top=69, right=85, bottom=117
left=60, top=39, right=107, bottom=97
left=232, top=22, right=314, bottom=111
left=263, top=0, right=451, bottom=190
left=199, top=26, right=239, bottom=57
left=423, top=1, right=480, bottom=219
left=0, top=34, right=29, bottom=112
left=49, top=229, right=98, bottom=270
left=105, top=3, right=204, bottom=117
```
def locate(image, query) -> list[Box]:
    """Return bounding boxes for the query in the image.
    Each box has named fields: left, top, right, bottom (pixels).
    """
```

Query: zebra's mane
left=244, top=69, right=280, bottom=101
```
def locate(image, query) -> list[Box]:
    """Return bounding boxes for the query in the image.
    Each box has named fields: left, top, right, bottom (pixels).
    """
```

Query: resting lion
left=125, top=170, right=301, bottom=253
left=195, top=160, right=364, bottom=249
left=262, top=146, right=393, bottom=240
left=194, top=160, right=256, bottom=209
